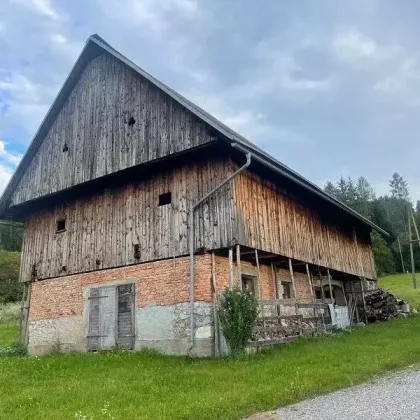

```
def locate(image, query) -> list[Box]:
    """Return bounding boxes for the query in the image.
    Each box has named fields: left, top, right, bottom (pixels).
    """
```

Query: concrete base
left=28, top=302, right=214, bottom=357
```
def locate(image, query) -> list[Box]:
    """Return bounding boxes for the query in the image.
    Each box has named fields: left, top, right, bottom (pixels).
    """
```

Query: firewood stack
left=364, top=288, right=407, bottom=322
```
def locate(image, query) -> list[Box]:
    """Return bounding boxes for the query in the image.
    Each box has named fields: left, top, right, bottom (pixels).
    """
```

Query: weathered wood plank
left=11, top=53, right=214, bottom=206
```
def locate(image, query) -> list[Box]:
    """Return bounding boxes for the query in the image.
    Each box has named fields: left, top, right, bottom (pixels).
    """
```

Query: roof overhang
left=0, top=34, right=389, bottom=237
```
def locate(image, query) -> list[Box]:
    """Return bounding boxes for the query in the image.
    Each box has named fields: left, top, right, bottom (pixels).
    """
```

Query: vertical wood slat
left=11, top=53, right=214, bottom=207
left=20, top=158, right=236, bottom=281
left=232, top=172, right=376, bottom=279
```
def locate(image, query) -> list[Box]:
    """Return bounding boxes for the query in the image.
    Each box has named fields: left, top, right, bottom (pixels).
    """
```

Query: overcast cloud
left=1, top=0, right=420, bottom=199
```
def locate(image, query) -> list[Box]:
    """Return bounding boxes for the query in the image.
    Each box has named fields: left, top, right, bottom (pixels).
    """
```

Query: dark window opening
left=128, top=116, right=136, bottom=127
left=133, top=244, right=140, bottom=259
left=62, top=143, right=69, bottom=152
left=281, top=281, right=292, bottom=299
left=159, top=192, right=172, bottom=206
left=56, top=219, right=66, bottom=233
left=241, top=275, right=256, bottom=298
left=314, top=287, right=322, bottom=300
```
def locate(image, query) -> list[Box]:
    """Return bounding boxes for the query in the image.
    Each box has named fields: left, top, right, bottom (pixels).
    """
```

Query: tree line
left=325, top=172, right=417, bottom=276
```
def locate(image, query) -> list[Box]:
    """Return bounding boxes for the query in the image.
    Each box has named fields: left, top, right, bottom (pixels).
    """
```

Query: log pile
left=364, top=288, right=407, bottom=322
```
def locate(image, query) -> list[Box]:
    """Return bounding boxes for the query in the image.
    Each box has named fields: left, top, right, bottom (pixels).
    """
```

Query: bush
left=218, top=287, right=259, bottom=356
left=0, top=250, right=22, bottom=304
left=0, top=303, right=20, bottom=324
left=0, top=341, right=27, bottom=358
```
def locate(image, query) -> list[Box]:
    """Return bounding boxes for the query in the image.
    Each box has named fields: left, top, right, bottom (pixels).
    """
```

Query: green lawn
left=1, top=317, right=420, bottom=420
left=379, top=273, right=420, bottom=310
left=1, top=275, right=420, bottom=419
left=0, top=324, right=18, bottom=347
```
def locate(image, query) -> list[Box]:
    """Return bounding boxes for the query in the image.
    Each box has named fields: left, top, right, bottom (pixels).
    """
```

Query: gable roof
left=0, top=34, right=388, bottom=236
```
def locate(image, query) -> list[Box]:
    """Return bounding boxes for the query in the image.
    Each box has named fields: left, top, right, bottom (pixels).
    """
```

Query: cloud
left=249, top=39, right=333, bottom=98
left=0, top=71, right=55, bottom=141
left=0, top=164, right=13, bottom=194
left=0, top=140, right=22, bottom=193
left=12, top=0, right=60, bottom=20
left=2, top=0, right=420, bottom=204
left=332, top=29, right=381, bottom=61
left=98, top=0, right=200, bottom=33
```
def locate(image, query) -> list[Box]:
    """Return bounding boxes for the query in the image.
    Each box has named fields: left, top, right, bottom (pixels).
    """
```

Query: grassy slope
left=1, top=317, right=420, bottom=420
left=379, top=273, right=420, bottom=310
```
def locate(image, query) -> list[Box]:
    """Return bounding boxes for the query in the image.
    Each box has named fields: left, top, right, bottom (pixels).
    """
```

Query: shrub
left=0, top=341, right=27, bottom=358
left=0, top=250, right=22, bottom=304
left=0, top=303, right=20, bottom=324
left=217, top=287, right=259, bottom=356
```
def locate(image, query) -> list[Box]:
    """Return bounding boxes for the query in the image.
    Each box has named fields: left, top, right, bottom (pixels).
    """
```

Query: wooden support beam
left=307, top=264, right=316, bottom=317
left=350, top=281, right=360, bottom=323
left=236, top=244, right=242, bottom=290
left=228, top=248, right=234, bottom=289
left=288, top=258, right=297, bottom=299
left=327, top=268, right=334, bottom=305
left=239, top=250, right=256, bottom=256
left=251, top=253, right=279, bottom=260
left=271, top=262, right=278, bottom=299
left=360, top=277, right=368, bottom=323
left=255, top=249, right=262, bottom=298
left=319, top=267, right=326, bottom=303
left=306, top=264, right=315, bottom=303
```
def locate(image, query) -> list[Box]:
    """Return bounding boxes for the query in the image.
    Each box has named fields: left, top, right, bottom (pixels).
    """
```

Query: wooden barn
left=0, top=35, right=386, bottom=356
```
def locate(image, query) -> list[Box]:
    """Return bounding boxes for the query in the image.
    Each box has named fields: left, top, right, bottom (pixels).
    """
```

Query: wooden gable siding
left=20, top=158, right=235, bottom=281
left=11, top=52, right=213, bottom=206
left=233, top=171, right=376, bottom=279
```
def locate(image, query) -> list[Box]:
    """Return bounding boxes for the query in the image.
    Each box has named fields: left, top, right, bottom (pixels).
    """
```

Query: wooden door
left=116, top=284, right=135, bottom=350
left=87, top=284, right=135, bottom=351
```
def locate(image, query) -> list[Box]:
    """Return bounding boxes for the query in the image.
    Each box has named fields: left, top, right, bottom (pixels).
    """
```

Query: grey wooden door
left=87, top=284, right=135, bottom=351
left=116, top=284, right=135, bottom=350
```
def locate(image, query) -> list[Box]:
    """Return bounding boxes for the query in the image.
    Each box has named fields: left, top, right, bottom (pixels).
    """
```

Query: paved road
left=248, top=368, right=420, bottom=420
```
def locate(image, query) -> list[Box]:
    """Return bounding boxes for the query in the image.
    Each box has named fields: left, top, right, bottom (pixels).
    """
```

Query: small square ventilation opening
left=159, top=192, right=172, bottom=206
left=56, top=219, right=66, bottom=233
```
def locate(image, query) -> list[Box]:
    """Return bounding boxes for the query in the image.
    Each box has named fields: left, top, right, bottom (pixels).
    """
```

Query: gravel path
left=248, top=367, right=420, bottom=420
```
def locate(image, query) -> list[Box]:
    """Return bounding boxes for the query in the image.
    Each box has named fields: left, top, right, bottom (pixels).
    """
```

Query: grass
left=379, top=273, right=420, bottom=310
left=1, top=317, right=420, bottom=419
left=1, top=276, right=420, bottom=419
left=0, top=324, right=19, bottom=347
left=0, top=303, right=20, bottom=348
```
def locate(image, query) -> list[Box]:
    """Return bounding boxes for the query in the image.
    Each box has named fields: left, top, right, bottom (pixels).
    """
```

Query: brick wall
left=30, top=252, right=314, bottom=321
left=30, top=255, right=213, bottom=320
left=213, top=255, right=312, bottom=301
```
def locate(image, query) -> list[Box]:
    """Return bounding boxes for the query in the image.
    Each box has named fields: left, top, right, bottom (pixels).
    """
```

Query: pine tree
left=389, top=172, right=409, bottom=201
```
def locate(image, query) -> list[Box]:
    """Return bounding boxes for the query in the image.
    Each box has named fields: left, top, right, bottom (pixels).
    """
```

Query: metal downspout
left=188, top=147, right=251, bottom=352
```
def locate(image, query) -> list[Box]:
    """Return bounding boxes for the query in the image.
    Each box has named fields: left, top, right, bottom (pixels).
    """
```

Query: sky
left=1, top=0, right=420, bottom=201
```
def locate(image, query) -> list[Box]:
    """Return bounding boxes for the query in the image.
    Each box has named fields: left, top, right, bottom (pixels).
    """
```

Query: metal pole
left=397, top=236, right=405, bottom=273
left=188, top=150, right=251, bottom=352
left=408, top=207, right=417, bottom=289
